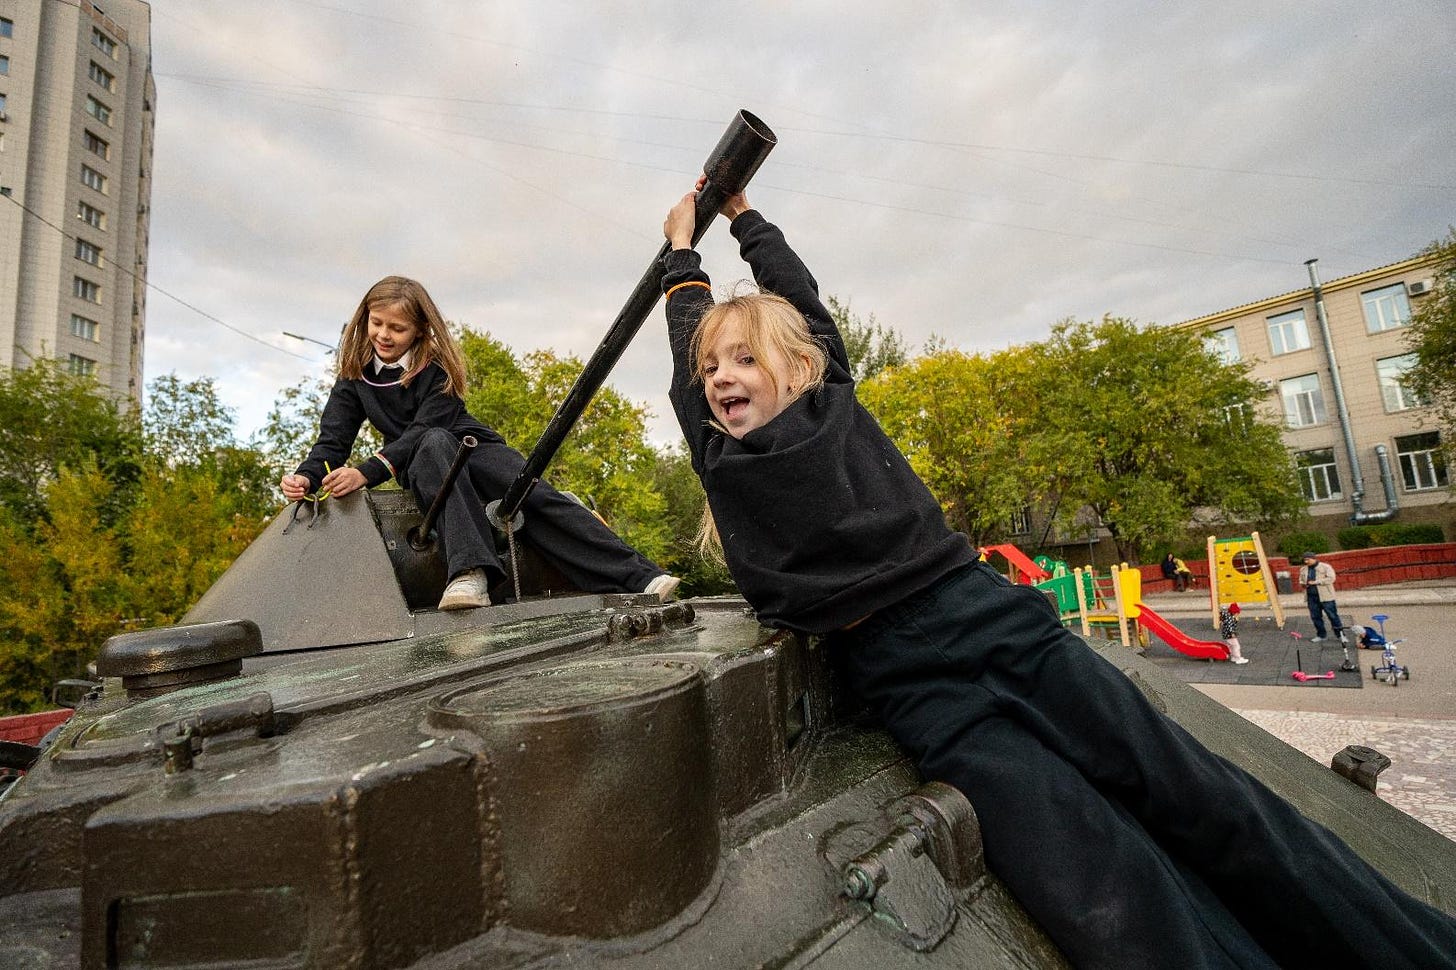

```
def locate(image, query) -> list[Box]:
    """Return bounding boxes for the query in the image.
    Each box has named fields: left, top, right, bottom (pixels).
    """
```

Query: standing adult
left=1300, top=551, right=1344, bottom=642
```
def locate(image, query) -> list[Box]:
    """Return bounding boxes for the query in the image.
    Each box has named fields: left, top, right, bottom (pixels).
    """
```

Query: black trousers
left=1306, top=589, right=1345, bottom=638
left=833, top=561, right=1456, bottom=969
left=404, top=427, right=660, bottom=595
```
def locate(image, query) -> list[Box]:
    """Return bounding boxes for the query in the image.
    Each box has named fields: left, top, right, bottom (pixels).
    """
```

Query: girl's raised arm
left=730, top=212, right=850, bottom=375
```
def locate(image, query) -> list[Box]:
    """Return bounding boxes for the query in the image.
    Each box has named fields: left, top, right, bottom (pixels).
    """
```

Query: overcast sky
left=142, top=0, right=1456, bottom=448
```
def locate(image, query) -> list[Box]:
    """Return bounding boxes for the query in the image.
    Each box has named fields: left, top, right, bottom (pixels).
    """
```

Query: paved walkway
left=1139, top=582, right=1456, bottom=842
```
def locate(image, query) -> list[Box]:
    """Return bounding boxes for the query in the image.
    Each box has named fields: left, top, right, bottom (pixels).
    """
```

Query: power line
left=2, top=192, right=314, bottom=362
left=158, top=74, right=1322, bottom=266
left=154, top=72, right=1455, bottom=193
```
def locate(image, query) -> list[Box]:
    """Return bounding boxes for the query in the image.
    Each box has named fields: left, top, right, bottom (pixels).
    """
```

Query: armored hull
left=3, top=492, right=1455, bottom=968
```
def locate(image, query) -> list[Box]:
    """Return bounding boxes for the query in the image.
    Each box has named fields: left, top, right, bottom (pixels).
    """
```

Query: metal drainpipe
left=1305, top=259, right=1397, bottom=524
left=1369, top=443, right=1399, bottom=520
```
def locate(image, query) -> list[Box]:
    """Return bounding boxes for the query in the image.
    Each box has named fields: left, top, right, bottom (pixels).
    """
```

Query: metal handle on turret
left=492, top=110, right=778, bottom=527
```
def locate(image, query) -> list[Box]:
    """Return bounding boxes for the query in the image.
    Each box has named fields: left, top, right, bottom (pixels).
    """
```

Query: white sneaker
left=643, top=575, right=682, bottom=602
left=1309, top=636, right=1326, bottom=642
left=1231, top=657, right=1250, bottom=665
left=439, top=568, right=490, bottom=610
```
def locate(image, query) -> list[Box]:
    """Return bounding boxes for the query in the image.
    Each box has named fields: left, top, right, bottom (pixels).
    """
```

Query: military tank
left=4, top=112, right=1456, bottom=967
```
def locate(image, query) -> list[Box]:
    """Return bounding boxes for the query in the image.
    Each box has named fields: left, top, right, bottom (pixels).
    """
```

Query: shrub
left=1277, top=531, right=1329, bottom=557
left=1337, top=527, right=1374, bottom=550
left=1337, top=523, right=1445, bottom=549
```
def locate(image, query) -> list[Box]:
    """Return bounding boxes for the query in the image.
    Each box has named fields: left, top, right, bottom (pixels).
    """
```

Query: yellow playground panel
left=1205, top=532, right=1285, bottom=630
left=1078, top=563, right=1144, bottom=648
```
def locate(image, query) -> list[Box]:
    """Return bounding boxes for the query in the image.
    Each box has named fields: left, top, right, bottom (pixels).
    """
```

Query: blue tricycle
left=1362, top=614, right=1410, bottom=686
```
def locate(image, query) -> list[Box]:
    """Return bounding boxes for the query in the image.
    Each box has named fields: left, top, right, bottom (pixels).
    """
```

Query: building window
left=84, top=130, right=110, bottom=159
left=85, top=95, right=112, bottom=125
left=73, top=276, right=101, bottom=303
left=89, top=61, right=116, bottom=93
left=1008, top=505, right=1032, bottom=536
left=77, top=200, right=106, bottom=229
left=1204, top=326, right=1241, bottom=364
left=75, top=238, right=103, bottom=266
left=1395, top=432, right=1448, bottom=491
left=1362, top=283, right=1412, bottom=334
left=92, top=27, right=117, bottom=59
left=70, top=313, right=100, bottom=341
left=1295, top=448, right=1342, bottom=502
left=0, top=18, right=12, bottom=39
left=1376, top=354, right=1425, bottom=412
left=0, top=55, right=9, bottom=76
left=1280, top=373, right=1326, bottom=428
left=1267, top=309, right=1311, bottom=356
left=80, top=164, right=107, bottom=193
left=0, top=92, right=6, bottom=116
left=68, top=354, right=97, bottom=377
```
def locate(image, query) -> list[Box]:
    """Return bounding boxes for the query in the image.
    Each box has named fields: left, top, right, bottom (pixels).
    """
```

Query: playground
left=982, top=541, right=1456, bottom=838
left=982, top=535, right=1293, bottom=666
left=980, top=537, right=1444, bottom=691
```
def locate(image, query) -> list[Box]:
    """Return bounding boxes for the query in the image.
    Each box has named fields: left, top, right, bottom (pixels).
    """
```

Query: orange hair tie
left=666, top=280, right=712, bottom=300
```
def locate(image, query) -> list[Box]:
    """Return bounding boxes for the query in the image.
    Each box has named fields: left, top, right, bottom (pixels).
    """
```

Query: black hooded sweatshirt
left=663, top=210, right=973, bottom=633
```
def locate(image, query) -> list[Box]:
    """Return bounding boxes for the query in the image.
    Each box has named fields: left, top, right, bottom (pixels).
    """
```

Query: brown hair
left=691, top=290, right=830, bottom=562
left=337, top=275, right=467, bottom=395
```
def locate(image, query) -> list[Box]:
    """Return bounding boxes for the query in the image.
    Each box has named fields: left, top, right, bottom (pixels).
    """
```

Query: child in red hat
left=1219, top=602, right=1250, bottom=663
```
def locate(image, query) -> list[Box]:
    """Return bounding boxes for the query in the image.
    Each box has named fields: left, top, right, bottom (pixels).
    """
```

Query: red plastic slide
left=1135, top=605, right=1230, bottom=661
left=981, top=544, right=1051, bottom=584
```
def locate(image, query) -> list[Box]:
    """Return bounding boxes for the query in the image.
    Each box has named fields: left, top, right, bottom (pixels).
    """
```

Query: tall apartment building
left=0, top=0, right=154, bottom=402
left=1177, top=253, right=1447, bottom=534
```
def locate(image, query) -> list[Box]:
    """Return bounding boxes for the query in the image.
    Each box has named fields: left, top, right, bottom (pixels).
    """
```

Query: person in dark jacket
left=658, top=180, right=1456, bottom=970
left=1161, top=552, right=1182, bottom=591
left=280, top=275, right=677, bottom=609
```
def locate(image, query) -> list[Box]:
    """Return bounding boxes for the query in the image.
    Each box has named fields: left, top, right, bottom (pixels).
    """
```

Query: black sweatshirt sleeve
left=662, top=247, right=718, bottom=468
left=729, top=210, right=851, bottom=376
left=295, top=379, right=364, bottom=491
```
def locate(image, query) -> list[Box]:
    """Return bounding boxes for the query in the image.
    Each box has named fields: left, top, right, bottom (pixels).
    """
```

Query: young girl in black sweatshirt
left=660, top=185, right=1456, bottom=969
left=280, top=275, right=677, bottom=609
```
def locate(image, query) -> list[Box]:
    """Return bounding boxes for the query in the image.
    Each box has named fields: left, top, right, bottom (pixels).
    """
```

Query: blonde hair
left=691, top=290, right=830, bottom=562
left=338, top=275, right=468, bottom=396
left=691, top=290, right=827, bottom=397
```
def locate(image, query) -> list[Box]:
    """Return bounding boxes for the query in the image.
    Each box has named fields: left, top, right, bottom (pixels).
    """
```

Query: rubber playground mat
left=1126, top=613, right=1366, bottom=689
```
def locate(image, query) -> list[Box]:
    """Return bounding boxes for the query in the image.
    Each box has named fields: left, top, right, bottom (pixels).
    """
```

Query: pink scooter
left=1289, top=642, right=1337, bottom=682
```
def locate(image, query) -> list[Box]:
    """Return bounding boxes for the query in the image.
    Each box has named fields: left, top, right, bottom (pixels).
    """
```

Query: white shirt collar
left=373, top=348, right=413, bottom=372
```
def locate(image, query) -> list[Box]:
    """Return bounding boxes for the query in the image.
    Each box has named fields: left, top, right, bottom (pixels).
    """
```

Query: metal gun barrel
left=493, top=110, right=777, bottom=524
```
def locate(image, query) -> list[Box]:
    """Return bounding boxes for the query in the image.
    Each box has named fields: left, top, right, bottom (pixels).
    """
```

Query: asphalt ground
left=1130, top=582, right=1456, bottom=839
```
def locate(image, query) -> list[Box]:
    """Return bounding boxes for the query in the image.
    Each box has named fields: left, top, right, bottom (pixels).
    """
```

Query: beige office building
left=1177, top=254, right=1448, bottom=533
left=0, top=0, right=153, bottom=402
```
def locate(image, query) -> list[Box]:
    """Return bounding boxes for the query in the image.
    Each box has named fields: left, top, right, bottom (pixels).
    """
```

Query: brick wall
left=0, top=708, right=74, bottom=745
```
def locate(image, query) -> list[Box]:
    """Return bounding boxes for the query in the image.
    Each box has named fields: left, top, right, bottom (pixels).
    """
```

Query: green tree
left=0, top=373, right=275, bottom=713
left=147, top=373, right=277, bottom=517
left=827, top=295, right=909, bottom=381
left=251, top=375, right=383, bottom=485
left=1031, top=316, right=1304, bottom=561
left=459, top=329, right=671, bottom=564
left=1403, top=228, right=1456, bottom=456
left=0, top=361, right=143, bottom=523
left=860, top=347, right=1042, bottom=545
left=645, top=444, right=734, bottom=595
